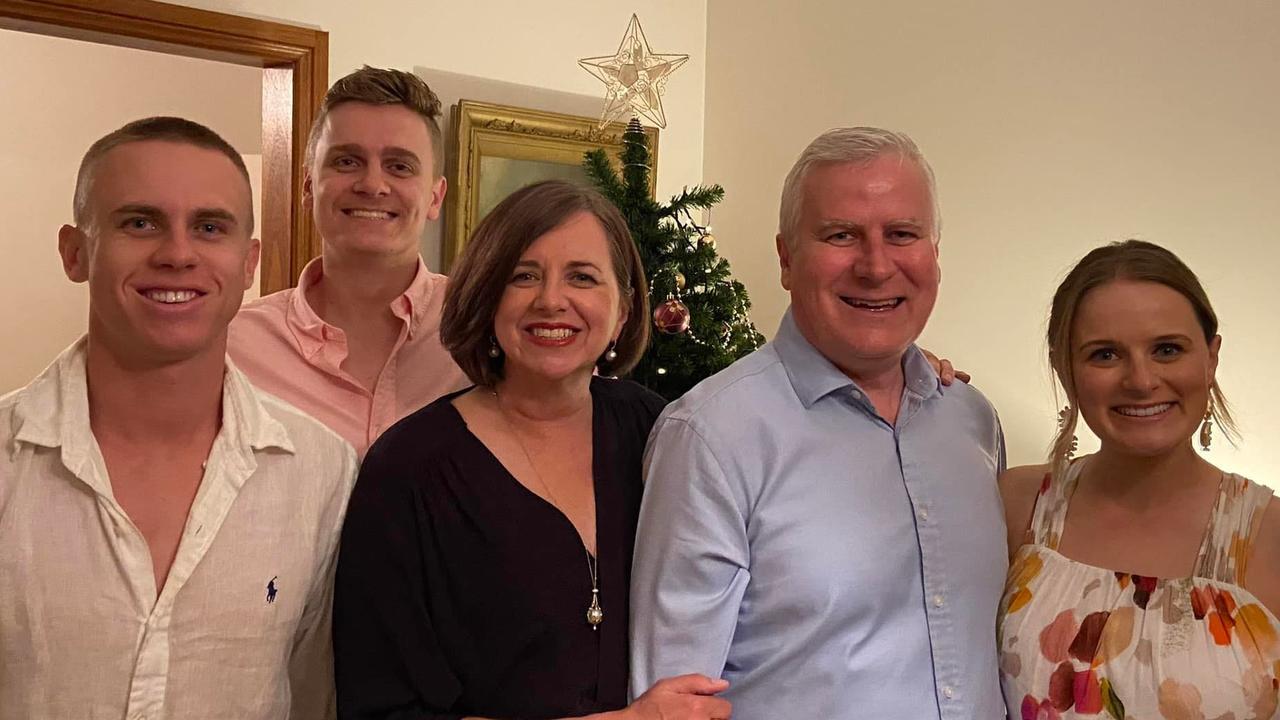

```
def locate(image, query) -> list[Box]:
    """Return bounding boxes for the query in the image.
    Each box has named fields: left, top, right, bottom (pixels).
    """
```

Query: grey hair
left=777, top=126, right=940, bottom=245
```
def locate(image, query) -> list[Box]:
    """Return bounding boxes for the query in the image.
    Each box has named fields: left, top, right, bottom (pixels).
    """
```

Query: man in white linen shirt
left=0, top=117, right=358, bottom=719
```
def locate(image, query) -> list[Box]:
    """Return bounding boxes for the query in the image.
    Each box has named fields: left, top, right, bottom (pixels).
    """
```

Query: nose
left=150, top=229, right=199, bottom=270
left=1121, top=356, right=1159, bottom=393
left=352, top=163, right=390, bottom=196
left=533, top=276, right=568, bottom=311
left=853, top=235, right=895, bottom=284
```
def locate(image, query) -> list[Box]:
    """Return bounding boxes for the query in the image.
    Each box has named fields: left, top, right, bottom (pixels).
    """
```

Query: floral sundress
left=999, top=460, right=1279, bottom=719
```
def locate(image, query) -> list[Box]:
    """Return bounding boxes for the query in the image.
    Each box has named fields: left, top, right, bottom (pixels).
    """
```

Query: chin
left=518, top=360, right=596, bottom=383
left=1100, top=435, right=1189, bottom=459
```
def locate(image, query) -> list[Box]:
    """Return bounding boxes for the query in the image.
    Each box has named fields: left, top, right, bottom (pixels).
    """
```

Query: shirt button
left=942, top=686, right=954, bottom=699
left=919, top=507, right=929, bottom=521
left=933, top=594, right=945, bottom=608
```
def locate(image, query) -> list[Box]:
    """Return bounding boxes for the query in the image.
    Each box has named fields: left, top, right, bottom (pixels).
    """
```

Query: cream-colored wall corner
left=703, top=0, right=1280, bottom=483
left=0, top=29, right=261, bottom=394
left=171, top=0, right=709, bottom=244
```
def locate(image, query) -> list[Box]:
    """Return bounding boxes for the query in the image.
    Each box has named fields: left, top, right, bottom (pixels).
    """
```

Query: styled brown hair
left=441, top=180, right=650, bottom=387
left=305, top=65, right=444, bottom=175
left=1047, top=239, right=1236, bottom=478
left=73, top=116, right=252, bottom=232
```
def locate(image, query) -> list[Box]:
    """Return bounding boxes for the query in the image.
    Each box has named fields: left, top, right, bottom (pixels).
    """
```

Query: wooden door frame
left=0, top=0, right=326, bottom=293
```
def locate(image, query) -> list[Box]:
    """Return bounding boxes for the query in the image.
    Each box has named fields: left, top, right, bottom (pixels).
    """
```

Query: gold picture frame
left=444, top=100, right=659, bottom=271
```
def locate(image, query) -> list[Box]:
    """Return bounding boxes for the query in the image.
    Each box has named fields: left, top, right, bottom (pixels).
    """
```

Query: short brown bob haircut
left=305, top=65, right=444, bottom=176
left=441, top=179, right=650, bottom=387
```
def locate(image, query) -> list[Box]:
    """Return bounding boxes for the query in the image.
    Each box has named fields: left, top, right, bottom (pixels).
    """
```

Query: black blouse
left=333, top=377, right=666, bottom=720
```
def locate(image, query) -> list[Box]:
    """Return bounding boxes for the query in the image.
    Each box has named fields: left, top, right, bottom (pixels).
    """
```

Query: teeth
left=347, top=209, right=393, bottom=220
left=145, top=290, right=198, bottom=304
left=1116, top=403, right=1172, bottom=417
left=847, top=298, right=900, bottom=309
left=531, top=327, right=575, bottom=339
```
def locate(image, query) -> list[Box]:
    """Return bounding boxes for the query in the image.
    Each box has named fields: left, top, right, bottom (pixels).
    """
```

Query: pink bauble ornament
left=653, top=298, right=691, bottom=334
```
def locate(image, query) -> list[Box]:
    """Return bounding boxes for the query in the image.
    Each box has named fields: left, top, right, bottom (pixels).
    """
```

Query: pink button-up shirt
left=230, top=257, right=470, bottom=456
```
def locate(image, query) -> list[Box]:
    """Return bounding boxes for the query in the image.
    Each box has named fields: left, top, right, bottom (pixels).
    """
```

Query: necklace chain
left=492, top=388, right=603, bottom=629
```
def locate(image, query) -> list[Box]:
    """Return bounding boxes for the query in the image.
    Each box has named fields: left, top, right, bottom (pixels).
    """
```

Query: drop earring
left=488, top=336, right=502, bottom=358
left=604, top=341, right=618, bottom=363
left=1058, top=406, right=1078, bottom=460
left=1199, top=410, right=1213, bottom=451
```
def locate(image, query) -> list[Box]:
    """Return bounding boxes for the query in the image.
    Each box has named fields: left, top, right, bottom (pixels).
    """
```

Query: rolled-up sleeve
left=628, top=415, right=751, bottom=697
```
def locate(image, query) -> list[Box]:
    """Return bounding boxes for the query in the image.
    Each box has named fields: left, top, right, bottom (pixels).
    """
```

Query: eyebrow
left=326, top=143, right=422, bottom=163
left=110, top=204, right=241, bottom=227
left=815, top=218, right=927, bottom=232
left=513, top=260, right=604, bottom=272
left=1076, top=333, right=1195, bottom=352
left=192, top=208, right=241, bottom=227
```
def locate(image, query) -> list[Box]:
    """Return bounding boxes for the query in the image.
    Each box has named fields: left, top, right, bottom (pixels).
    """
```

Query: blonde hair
left=778, top=126, right=940, bottom=244
left=1047, top=239, right=1237, bottom=479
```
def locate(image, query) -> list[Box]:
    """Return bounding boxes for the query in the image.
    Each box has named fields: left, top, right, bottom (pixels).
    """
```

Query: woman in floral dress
left=998, top=240, right=1280, bottom=719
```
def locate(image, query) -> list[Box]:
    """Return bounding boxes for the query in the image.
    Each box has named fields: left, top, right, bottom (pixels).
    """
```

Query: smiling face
left=492, top=211, right=629, bottom=385
left=776, top=154, right=940, bottom=380
left=1070, top=279, right=1221, bottom=458
left=59, top=140, right=259, bottom=367
left=305, top=102, right=445, bottom=263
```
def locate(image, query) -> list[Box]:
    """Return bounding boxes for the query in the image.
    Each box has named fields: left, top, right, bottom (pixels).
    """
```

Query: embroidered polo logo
left=266, top=576, right=279, bottom=604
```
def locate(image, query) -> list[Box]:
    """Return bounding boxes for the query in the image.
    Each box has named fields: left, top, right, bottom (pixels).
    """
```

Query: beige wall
left=0, top=29, right=262, bottom=394
left=171, top=0, right=709, bottom=202
left=703, top=1, right=1280, bottom=481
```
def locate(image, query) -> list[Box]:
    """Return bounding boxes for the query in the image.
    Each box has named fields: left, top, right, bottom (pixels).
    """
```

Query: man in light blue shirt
left=630, top=127, right=1008, bottom=719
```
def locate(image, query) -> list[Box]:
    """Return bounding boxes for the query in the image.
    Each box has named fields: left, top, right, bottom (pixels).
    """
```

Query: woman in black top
left=333, top=180, right=731, bottom=720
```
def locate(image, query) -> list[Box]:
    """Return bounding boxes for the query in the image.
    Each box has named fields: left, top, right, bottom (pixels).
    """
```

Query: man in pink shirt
left=230, top=67, right=469, bottom=455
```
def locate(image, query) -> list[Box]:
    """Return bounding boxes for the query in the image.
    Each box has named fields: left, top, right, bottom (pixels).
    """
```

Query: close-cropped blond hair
left=73, top=116, right=252, bottom=233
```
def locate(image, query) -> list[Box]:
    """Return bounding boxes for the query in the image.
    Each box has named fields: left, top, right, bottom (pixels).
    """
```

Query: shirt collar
left=11, top=338, right=295, bottom=465
left=772, top=307, right=943, bottom=409
left=287, top=255, right=437, bottom=354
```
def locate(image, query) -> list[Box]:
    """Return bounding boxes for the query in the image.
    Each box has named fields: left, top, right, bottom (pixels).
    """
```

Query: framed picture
left=444, top=100, right=659, bottom=271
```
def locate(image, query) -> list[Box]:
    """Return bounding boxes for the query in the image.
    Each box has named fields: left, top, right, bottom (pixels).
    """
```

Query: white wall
left=0, top=29, right=262, bottom=394
left=171, top=0, right=708, bottom=205
left=703, top=1, right=1280, bottom=481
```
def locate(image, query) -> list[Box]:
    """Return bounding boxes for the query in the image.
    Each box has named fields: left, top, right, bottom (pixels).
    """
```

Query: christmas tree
left=584, top=119, right=765, bottom=399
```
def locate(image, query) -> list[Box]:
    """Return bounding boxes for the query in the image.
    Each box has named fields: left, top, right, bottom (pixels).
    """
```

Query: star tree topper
left=579, top=14, right=688, bottom=129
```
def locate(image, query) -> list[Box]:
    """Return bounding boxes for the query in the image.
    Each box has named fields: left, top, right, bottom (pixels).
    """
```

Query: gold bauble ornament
left=674, top=271, right=686, bottom=290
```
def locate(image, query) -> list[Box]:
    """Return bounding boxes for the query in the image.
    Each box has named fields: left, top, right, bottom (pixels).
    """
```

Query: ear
left=1208, top=333, right=1222, bottom=381
left=614, top=291, right=631, bottom=342
left=243, top=238, right=262, bottom=289
left=776, top=233, right=792, bottom=291
left=302, top=169, right=315, bottom=209
left=58, top=224, right=89, bottom=283
left=425, top=175, right=447, bottom=221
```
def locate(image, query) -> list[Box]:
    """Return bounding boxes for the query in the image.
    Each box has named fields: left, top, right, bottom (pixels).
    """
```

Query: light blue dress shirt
left=630, top=309, right=1008, bottom=720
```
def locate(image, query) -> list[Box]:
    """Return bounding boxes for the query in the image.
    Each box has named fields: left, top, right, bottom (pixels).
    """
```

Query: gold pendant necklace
left=493, top=388, right=603, bottom=630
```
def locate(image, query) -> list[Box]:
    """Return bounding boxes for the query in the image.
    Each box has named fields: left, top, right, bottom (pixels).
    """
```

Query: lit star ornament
left=579, top=14, right=689, bottom=129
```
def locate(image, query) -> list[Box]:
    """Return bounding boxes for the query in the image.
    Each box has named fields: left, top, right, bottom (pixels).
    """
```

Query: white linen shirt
left=0, top=339, right=358, bottom=720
